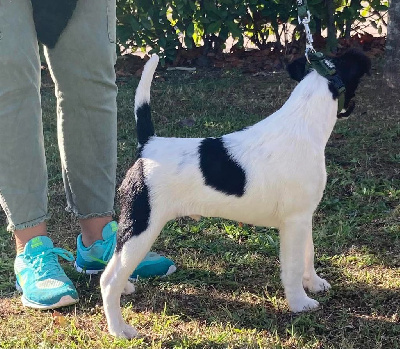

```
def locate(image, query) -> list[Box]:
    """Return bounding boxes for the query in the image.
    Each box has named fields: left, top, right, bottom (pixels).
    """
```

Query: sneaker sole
left=16, top=282, right=79, bottom=310
left=164, top=265, right=177, bottom=277
left=74, top=261, right=104, bottom=275
left=76, top=262, right=177, bottom=279
left=20, top=294, right=79, bottom=310
left=129, top=264, right=177, bottom=281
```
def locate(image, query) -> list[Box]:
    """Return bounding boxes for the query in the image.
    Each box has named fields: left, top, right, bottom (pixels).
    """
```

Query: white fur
left=101, top=56, right=336, bottom=338
left=134, top=55, right=159, bottom=117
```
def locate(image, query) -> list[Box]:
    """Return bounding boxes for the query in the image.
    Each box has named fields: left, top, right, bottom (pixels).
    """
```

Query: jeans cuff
left=65, top=206, right=115, bottom=220
left=8, top=214, right=50, bottom=232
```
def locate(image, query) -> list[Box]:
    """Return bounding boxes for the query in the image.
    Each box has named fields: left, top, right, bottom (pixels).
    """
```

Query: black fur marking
left=287, top=49, right=371, bottom=117
left=287, top=56, right=309, bottom=82
left=337, top=99, right=355, bottom=118
left=31, top=0, right=78, bottom=48
left=136, top=103, right=155, bottom=146
left=332, top=49, right=371, bottom=110
left=199, top=137, right=246, bottom=197
left=328, top=81, right=340, bottom=100
left=116, top=159, right=151, bottom=252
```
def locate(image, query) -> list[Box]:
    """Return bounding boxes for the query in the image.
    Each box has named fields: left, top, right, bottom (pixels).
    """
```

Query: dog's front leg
left=279, top=216, right=320, bottom=312
left=302, top=231, right=331, bottom=293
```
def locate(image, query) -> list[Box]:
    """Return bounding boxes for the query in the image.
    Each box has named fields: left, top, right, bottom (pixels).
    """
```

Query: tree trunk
left=383, top=0, right=400, bottom=88
left=344, top=19, right=352, bottom=38
left=344, top=0, right=353, bottom=39
left=315, top=17, right=322, bottom=36
left=326, top=0, right=338, bottom=53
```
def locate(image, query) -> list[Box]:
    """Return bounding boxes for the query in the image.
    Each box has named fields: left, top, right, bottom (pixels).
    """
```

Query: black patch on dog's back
left=136, top=103, right=155, bottom=146
left=199, top=137, right=246, bottom=197
left=116, top=159, right=151, bottom=252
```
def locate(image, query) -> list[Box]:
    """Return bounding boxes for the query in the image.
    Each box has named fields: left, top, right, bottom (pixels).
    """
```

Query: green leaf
left=184, top=36, right=193, bottom=49
left=140, top=16, right=153, bottom=30
left=159, top=35, right=167, bottom=48
left=374, top=4, right=389, bottom=11
left=227, top=21, right=242, bottom=38
left=207, top=20, right=222, bottom=34
left=129, top=17, right=141, bottom=31
left=188, top=1, right=196, bottom=11
left=219, top=25, right=230, bottom=42
left=186, top=22, right=195, bottom=38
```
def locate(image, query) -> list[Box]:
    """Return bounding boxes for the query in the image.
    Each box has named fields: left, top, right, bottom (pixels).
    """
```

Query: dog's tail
left=135, top=55, right=159, bottom=147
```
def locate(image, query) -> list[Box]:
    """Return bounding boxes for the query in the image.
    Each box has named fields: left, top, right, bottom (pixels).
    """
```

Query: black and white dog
left=100, top=50, right=371, bottom=338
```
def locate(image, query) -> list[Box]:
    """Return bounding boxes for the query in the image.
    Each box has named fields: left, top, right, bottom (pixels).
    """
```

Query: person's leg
left=44, top=0, right=175, bottom=278
left=0, top=0, right=49, bottom=252
left=14, top=223, right=47, bottom=254
left=80, top=216, right=113, bottom=247
left=0, top=0, right=48, bottom=238
left=43, top=0, right=118, bottom=257
left=44, top=0, right=118, bottom=227
left=0, top=0, right=78, bottom=309
left=44, top=0, right=119, bottom=266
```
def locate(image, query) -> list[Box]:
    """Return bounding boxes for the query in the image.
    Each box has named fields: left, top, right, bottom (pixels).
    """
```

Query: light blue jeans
left=0, top=0, right=118, bottom=231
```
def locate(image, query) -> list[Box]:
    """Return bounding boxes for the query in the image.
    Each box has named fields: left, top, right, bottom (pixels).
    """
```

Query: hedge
left=116, top=0, right=388, bottom=63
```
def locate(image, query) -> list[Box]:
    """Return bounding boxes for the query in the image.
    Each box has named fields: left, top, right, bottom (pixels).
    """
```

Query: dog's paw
left=288, top=296, right=320, bottom=313
left=109, top=323, right=139, bottom=339
left=303, top=275, right=331, bottom=293
left=121, top=323, right=139, bottom=339
left=122, top=281, right=135, bottom=295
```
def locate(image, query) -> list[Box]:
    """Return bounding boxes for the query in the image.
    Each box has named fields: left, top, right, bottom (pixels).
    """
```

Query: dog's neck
left=256, top=71, right=339, bottom=149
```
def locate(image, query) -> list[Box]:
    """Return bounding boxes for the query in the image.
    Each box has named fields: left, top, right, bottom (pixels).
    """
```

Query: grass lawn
left=0, top=62, right=399, bottom=349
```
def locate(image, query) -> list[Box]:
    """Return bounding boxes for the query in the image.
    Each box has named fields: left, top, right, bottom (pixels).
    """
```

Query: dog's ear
left=332, top=49, right=371, bottom=115
left=333, top=49, right=371, bottom=81
left=287, top=56, right=308, bottom=82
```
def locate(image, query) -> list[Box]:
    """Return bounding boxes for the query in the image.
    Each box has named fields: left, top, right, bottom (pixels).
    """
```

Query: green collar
left=306, top=52, right=346, bottom=114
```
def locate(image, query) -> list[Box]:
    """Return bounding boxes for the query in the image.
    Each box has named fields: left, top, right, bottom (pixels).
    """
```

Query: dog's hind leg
left=279, top=215, right=320, bottom=313
left=100, top=221, right=166, bottom=338
left=100, top=252, right=138, bottom=338
left=302, top=231, right=331, bottom=293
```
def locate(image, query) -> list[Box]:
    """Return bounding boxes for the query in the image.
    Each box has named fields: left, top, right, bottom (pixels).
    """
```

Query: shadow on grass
left=61, top=259, right=399, bottom=327
left=62, top=267, right=400, bottom=348
left=1, top=230, right=399, bottom=348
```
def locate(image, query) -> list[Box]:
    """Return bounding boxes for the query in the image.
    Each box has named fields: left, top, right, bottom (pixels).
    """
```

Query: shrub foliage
left=116, top=0, right=388, bottom=62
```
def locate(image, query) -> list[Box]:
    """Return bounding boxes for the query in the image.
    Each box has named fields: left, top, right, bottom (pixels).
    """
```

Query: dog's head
left=287, top=49, right=371, bottom=118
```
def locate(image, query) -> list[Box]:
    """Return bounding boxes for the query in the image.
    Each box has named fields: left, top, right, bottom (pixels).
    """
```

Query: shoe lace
left=30, top=248, right=74, bottom=280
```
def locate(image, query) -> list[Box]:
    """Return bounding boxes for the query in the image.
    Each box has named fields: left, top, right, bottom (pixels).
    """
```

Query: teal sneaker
left=74, top=221, right=118, bottom=274
left=14, top=236, right=79, bottom=310
left=130, top=251, right=177, bottom=279
left=75, top=221, right=176, bottom=279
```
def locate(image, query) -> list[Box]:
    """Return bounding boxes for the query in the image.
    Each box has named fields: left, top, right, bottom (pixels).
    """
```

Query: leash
left=297, top=0, right=346, bottom=113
